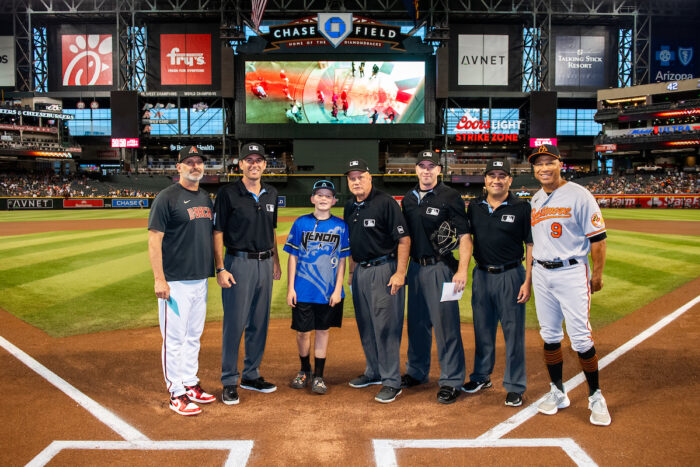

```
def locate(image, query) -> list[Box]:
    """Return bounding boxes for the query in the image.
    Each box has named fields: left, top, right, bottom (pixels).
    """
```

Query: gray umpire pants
left=405, top=261, right=466, bottom=388
left=469, top=265, right=527, bottom=394
left=221, top=254, right=273, bottom=386
left=352, top=259, right=405, bottom=389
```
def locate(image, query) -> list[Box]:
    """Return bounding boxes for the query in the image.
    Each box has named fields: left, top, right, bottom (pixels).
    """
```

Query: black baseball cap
left=416, top=150, right=441, bottom=165
left=312, top=179, right=336, bottom=195
left=178, top=145, right=206, bottom=163
left=484, top=159, right=511, bottom=175
left=528, top=144, right=561, bottom=163
left=345, top=158, right=370, bottom=174
left=240, top=142, right=266, bottom=160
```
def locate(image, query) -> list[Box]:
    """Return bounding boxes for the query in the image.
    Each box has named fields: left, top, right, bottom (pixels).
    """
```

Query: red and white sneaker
left=185, top=384, right=216, bottom=404
left=169, top=394, right=201, bottom=416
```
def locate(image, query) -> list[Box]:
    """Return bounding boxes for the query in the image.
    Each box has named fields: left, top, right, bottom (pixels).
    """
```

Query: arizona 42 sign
left=61, top=34, right=113, bottom=86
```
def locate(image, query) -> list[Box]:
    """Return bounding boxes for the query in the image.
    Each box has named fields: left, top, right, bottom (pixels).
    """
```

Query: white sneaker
left=588, top=389, right=612, bottom=426
left=538, top=383, right=570, bottom=415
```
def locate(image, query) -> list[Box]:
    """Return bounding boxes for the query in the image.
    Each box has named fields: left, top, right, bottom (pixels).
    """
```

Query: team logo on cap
left=538, top=145, right=548, bottom=153
left=493, top=161, right=503, bottom=167
left=248, top=144, right=260, bottom=152
left=350, top=160, right=359, bottom=166
left=189, top=146, right=199, bottom=153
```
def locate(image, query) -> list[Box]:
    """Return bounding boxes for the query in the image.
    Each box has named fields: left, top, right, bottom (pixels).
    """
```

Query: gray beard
left=182, top=172, right=203, bottom=182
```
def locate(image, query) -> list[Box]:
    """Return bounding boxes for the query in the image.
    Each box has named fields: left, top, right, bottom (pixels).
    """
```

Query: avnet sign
left=458, top=34, right=508, bottom=86
left=7, top=198, right=53, bottom=210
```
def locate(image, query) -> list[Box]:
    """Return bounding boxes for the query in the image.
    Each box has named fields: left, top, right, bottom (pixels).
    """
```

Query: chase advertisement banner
left=112, top=199, right=149, bottom=208
left=260, top=15, right=409, bottom=51
left=650, top=22, right=698, bottom=83
left=0, top=36, right=15, bottom=87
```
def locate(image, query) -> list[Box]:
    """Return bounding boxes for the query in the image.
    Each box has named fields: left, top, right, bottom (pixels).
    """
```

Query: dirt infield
left=2, top=275, right=699, bottom=465
left=2, top=217, right=698, bottom=236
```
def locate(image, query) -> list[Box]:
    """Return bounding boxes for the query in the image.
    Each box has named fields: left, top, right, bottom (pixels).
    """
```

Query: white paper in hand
left=440, top=282, right=464, bottom=302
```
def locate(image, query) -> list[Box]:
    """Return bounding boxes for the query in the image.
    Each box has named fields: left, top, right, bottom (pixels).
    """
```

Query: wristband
left=216, top=267, right=226, bottom=274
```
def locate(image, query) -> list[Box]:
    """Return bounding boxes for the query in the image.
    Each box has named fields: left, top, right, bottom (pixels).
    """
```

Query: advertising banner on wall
left=552, top=27, right=614, bottom=90
left=448, top=24, right=521, bottom=94
left=595, top=195, right=700, bottom=209
left=48, top=25, right=116, bottom=91
left=650, top=21, right=698, bottom=83
left=0, top=36, right=15, bottom=87
left=147, top=23, right=220, bottom=91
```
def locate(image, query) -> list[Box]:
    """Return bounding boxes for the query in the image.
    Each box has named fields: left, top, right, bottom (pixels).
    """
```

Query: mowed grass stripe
left=0, top=240, right=148, bottom=288
left=0, top=252, right=150, bottom=312
left=0, top=228, right=141, bottom=254
left=0, top=209, right=151, bottom=222
left=0, top=231, right=145, bottom=267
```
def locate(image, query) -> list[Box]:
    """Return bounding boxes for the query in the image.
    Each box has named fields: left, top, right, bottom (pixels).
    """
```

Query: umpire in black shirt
left=214, top=142, right=282, bottom=405
left=344, top=159, right=411, bottom=404
left=462, top=159, right=533, bottom=408
left=401, top=150, right=469, bottom=404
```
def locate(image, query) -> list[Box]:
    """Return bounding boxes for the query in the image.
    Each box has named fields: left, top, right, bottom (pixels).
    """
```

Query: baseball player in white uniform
left=528, top=144, right=611, bottom=426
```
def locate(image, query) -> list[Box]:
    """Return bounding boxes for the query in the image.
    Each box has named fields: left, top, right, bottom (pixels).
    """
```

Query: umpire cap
left=528, top=144, right=561, bottom=163
left=345, top=158, right=370, bottom=174
left=484, top=159, right=511, bottom=175
left=416, top=150, right=441, bottom=165
left=178, top=145, right=206, bottom=163
left=240, top=142, right=266, bottom=160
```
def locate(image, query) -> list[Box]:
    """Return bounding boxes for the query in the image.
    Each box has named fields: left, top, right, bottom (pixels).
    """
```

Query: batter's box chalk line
left=26, top=440, right=255, bottom=467
left=373, top=438, right=596, bottom=467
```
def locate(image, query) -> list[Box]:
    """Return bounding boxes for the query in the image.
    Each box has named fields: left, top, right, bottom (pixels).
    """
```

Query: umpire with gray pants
left=214, top=142, right=282, bottom=405
left=463, top=159, right=533, bottom=407
left=344, top=159, right=411, bottom=404
left=401, top=150, right=468, bottom=404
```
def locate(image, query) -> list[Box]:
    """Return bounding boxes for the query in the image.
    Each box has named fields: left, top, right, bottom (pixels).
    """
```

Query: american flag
left=252, top=0, right=268, bottom=31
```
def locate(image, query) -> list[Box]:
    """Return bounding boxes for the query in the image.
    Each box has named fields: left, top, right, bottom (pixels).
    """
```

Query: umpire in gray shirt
left=401, top=150, right=469, bottom=404
left=463, top=159, right=533, bottom=407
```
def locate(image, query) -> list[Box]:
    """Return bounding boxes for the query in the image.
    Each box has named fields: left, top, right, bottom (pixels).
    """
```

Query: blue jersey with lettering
left=284, top=214, right=351, bottom=304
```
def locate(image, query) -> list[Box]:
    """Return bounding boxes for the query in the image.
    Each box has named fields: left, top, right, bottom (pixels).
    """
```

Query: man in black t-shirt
left=462, top=159, right=533, bottom=408
left=214, top=142, right=282, bottom=405
left=344, top=159, right=410, bottom=404
left=148, top=145, right=215, bottom=416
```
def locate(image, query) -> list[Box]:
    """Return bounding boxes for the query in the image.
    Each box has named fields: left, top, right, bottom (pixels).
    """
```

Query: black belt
left=229, top=249, right=274, bottom=260
left=535, top=258, right=578, bottom=269
left=414, top=256, right=440, bottom=266
left=359, top=253, right=395, bottom=268
left=477, top=260, right=521, bottom=274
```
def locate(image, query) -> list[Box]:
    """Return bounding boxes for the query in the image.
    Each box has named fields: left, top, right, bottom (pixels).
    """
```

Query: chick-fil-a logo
left=61, top=34, right=113, bottom=86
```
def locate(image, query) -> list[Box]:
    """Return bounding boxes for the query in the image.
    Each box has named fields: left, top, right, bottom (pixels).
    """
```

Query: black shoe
left=240, top=377, right=277, bottom=393
left=505, top=392, right=523, bottom=407
left=401, top=374, right=426, bottom=388
left=462, top=379, right=492, bottom=394
left=349, top=374, right=382, bottom=388
left=437, top=386, right=460, bottom=404
left=222, top=385, right=239, bottom=405
left=375, top=386, right=402, bottom=403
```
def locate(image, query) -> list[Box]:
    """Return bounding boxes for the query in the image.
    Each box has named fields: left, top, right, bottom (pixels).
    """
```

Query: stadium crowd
left=0, top=172, right=156, bottom=198
left=585, top=172, right=699, bottom=195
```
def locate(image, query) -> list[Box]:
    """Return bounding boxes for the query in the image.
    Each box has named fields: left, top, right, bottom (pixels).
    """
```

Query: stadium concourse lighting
left=604, top=96, right=646, bottom=104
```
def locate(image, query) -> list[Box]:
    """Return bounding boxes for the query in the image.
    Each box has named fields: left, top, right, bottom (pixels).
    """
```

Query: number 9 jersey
left=530, top=182, right=606, bottom=261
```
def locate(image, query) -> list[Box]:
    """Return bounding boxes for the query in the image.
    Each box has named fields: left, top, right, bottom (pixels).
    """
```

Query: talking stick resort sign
left=261, top=14, right=408, bottom=51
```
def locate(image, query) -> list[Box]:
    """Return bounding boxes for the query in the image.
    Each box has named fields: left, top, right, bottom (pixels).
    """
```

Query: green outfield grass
left=0, top=207, right=698, bottom=337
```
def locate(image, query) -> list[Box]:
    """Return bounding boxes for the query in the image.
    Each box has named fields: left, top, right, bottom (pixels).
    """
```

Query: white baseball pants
left=532, top=260, right=594, bottom=353
left=158, top=279, right=208, bottom=397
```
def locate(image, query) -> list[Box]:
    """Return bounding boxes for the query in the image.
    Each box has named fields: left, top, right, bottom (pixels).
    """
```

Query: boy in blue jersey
left=284, top=180, right=350, bottom=394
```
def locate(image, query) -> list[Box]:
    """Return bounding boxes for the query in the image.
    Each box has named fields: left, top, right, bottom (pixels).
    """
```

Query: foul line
left=0, top=335, right=148, bottom=442
left=26, top=440, right=254, bottom=467
left=373, top=438, right=596, bottom=467
left=477, top=294, right=700, bottom=440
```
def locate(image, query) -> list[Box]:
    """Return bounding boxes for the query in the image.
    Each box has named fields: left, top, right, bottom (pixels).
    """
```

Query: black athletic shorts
left=291, top=299, right=344, bottom=332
